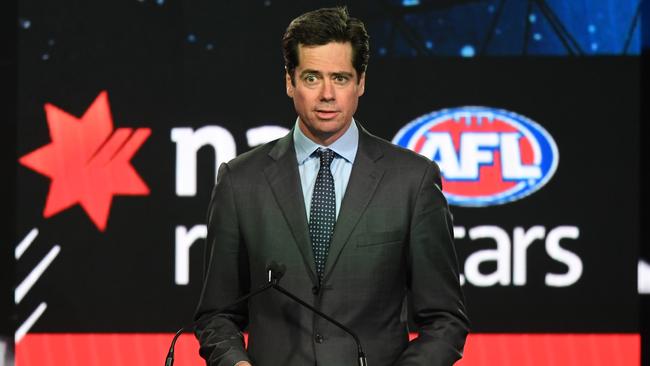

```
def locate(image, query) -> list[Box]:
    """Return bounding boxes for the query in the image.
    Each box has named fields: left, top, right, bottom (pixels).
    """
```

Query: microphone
left=266, top=260, right=286, bottom=284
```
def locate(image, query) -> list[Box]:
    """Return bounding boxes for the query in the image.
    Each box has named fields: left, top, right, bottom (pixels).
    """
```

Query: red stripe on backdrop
left=16, top=333, right=639, bottom=365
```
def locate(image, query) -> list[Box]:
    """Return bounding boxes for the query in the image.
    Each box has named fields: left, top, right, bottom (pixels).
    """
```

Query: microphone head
left=266, top=261, right=286, bottom=281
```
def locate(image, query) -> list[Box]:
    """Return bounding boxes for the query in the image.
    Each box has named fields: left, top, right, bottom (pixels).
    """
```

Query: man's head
left=282, top=7, right=370, bottom=145
left=282, top=7, right=369, bottom=85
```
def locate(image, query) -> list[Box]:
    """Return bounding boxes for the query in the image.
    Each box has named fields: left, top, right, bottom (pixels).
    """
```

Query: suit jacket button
left=312, top=286, right=319, bottom=295
left=315, top=333, right=324, bottom=343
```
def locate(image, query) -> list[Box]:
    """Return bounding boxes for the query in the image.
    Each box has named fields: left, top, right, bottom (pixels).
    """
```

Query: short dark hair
left=282, top=7, right=370, bottom=84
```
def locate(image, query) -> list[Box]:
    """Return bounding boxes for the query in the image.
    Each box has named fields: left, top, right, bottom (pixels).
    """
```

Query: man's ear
left=285, top=70, right=294, bottom=98
left=357, top=72, right=366, bottom=97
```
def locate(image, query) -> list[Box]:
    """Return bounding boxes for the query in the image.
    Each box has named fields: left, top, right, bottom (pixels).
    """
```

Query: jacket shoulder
left=223, top=135, right=286, bottom=173
left=365, top=130, right=440, bottom=172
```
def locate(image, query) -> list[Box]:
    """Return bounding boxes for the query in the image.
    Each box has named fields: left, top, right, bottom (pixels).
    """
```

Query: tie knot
left=317, top=148, right=335, bottom=168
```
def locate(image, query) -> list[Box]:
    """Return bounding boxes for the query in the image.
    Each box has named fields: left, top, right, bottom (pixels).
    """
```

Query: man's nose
left=319, top=80, right=335, bottom=101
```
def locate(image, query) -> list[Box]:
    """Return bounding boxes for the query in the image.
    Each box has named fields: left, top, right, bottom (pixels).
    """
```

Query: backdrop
left=10, top=0, right=644, bottom=365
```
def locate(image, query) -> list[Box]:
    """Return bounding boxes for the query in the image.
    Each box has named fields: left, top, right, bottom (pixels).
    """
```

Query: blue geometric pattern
left=372, top=0, right=641, bottom=56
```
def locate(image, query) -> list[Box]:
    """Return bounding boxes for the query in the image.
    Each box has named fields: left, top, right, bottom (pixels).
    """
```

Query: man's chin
left=300, top=118, right=351, bottom=143
left=314, top=122, right=346, bottom=135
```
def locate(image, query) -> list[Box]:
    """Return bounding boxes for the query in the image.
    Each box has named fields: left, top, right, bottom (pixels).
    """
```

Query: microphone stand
left=270, top=281, right=368, bottom=366
left=165, top=267, right=368, bottom=366
left=165, top=282, right=273, bottom=366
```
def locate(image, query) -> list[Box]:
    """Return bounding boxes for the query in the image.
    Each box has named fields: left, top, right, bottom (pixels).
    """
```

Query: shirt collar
left=293, top=118, right=359, bottom=165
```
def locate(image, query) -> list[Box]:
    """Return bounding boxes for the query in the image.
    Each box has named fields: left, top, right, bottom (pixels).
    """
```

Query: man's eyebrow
left=299, top=69, right=323, bottom=77
left=331, top=71, right=354, bottom=78
left=299, top=70, right=354, bottom=78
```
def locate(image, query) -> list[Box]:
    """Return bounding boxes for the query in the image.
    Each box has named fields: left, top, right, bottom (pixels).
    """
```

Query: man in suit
left=194, top=7, right=469, bottom=366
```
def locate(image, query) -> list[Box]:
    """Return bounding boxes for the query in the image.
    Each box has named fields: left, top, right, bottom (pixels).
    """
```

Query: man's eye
left=334, top=75, right=349, bottom=84
left=304, top=75, right=318, bottom=84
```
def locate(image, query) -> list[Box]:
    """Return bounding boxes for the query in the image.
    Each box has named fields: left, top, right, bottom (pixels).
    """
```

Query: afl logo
left=393, top=107, right=559, bottom=206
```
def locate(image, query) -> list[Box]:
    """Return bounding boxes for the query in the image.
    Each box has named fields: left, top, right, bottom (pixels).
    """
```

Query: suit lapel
left=264, top=132, right=318, bottom=284
left=323, top=126, right=385, bottom=281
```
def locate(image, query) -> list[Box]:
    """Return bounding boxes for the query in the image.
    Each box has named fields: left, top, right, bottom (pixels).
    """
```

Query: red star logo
left=19, top=91, right=151, bottom=231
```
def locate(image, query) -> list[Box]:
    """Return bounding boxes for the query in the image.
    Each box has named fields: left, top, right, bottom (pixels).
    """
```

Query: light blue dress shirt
left=293, top=119, right=359, bottom=221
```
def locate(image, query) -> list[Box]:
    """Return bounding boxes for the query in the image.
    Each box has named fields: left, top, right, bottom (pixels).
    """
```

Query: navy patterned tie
left=309, top=148, right=336, bottom=280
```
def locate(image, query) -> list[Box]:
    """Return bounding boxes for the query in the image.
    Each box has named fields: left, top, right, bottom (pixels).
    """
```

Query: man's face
left=286, top=42, right=365, bottom=146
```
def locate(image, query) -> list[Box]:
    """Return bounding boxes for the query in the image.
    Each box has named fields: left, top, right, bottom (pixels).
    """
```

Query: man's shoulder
left=362, top=129, right=438, bottom=171
left=224, top=134, right=288, bottom=173
left=361, top=128, right=444, bottom=192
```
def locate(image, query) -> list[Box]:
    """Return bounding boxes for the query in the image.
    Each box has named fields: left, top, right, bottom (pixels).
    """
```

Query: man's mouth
left=315, top=110, right=339, bottom=119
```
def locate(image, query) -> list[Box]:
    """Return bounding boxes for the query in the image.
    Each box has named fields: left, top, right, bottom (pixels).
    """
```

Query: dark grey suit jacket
left=195, top=124, right=469, bottom=366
